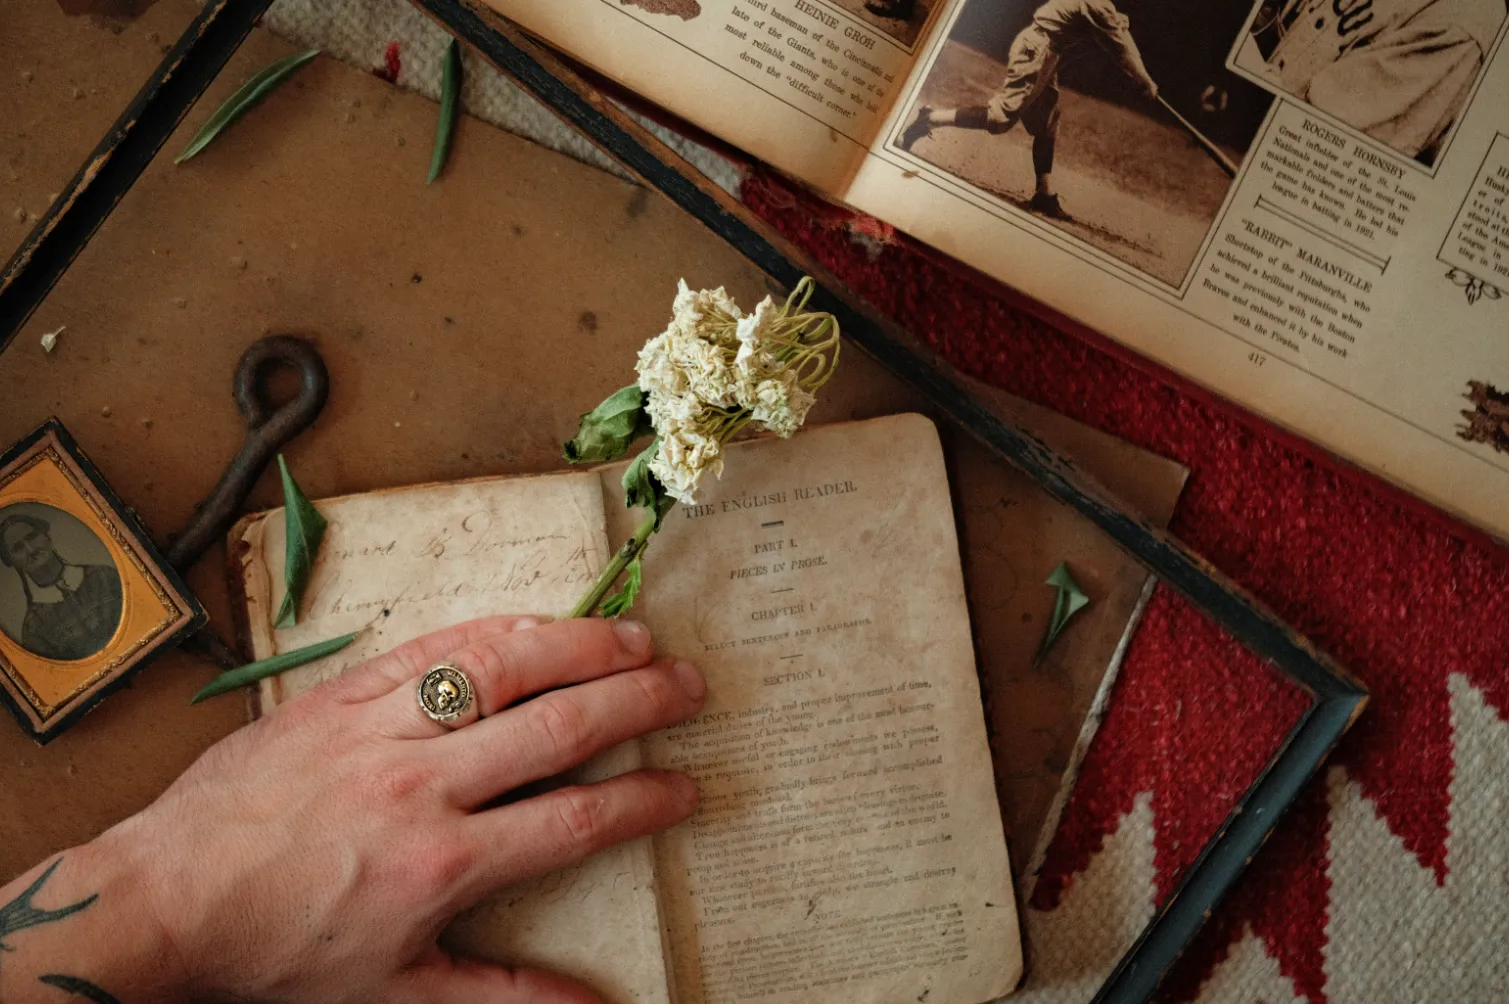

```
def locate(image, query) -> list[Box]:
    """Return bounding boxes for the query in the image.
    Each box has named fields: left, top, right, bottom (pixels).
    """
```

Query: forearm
left=0, top=836, right=186, bottom=1004
left=1114, top=40, right=1155, bottom=88
left=1091, top=19, right=1156, bottom=91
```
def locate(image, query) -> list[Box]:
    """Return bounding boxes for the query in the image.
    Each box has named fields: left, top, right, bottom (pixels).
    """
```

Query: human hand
left=66, top=616, right=705, bottom=1004
left=1143, top=77, right=1160, bottom=101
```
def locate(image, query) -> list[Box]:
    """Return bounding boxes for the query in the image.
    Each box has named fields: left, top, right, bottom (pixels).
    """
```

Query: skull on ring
left=434, top=678, right=461, bottom=710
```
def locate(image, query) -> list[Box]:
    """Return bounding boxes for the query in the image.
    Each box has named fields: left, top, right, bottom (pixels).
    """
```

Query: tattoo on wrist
left=37, top=975, right=122, bottom=1004
left=0, top=859, right=96, bottom=948
left=0, top=858, right=121, bottom=1004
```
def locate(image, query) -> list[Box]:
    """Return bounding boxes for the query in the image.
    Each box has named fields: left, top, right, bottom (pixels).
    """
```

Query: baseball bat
left=1156, top=95, right=1239, bottom=178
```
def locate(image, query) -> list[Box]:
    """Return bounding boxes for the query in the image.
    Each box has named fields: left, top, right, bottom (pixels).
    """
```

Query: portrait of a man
left=0, top=507, right=124, bottom=661
left=1235, top=0, right=1506, bottom=165
left=0, top=422, right=204, bottom=742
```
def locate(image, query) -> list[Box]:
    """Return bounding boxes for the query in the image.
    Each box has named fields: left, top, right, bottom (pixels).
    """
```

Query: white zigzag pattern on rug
left=1013, top=673, right=1509, bottom=1004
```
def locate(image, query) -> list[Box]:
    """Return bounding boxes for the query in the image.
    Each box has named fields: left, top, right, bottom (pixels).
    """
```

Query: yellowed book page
left=479, top=0, right=950, bottom=193
left=603, top=414, right=1021, bottom=1004
left=841, top=0, right=1509, bottom=542
left=233, top=472, right=673, bottom=1004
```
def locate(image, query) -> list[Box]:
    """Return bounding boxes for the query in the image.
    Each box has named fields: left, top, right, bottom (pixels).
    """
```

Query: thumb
left=401, top=953, right=607, bottom=1004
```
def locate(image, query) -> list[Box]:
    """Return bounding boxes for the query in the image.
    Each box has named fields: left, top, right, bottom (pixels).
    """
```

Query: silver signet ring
left=417, top=663, right=476, bottom=728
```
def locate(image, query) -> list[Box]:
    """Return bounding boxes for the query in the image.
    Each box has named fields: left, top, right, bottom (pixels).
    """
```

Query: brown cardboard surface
left=0, top=3, right=1185, bottom=896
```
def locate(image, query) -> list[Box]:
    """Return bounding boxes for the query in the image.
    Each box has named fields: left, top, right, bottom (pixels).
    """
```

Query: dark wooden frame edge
left=0, top=2, right=1367, bottom=998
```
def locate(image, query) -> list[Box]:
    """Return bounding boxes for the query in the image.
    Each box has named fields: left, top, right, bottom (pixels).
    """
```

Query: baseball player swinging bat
left=900, top=0, right=1239, bottom=219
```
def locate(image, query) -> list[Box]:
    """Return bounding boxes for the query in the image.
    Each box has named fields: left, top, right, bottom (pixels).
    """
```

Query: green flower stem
left=568, top=513, right=659, bottom=618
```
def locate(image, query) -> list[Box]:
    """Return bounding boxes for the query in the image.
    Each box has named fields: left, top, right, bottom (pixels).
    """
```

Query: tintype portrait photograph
left=0, top=421, right=203, bottom=743
left=892, top=0, right=1274, bottom=285
left=0, top=502, right=124, bottom=661
left=1232, top=0, right=1506, bottom=167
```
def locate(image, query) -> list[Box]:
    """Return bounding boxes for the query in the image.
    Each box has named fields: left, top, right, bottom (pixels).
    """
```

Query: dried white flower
left=676, top=336, right=739, bottom=409
left=39, top=325, right=65, bottom=354
left=651, top=428, right=725, bottom=502
left=670, top=280, right=741, bottom=343
left=636, top=331, right=689, bottom=401
left=565, top=276, right=838, bottom=617
left=749, top=373, right=815, bottom=439
left=644, top=389, right=699, bottom=432
left=734, top=296, right=780, bottom=376
left=632, top=277, right=839, bottom=503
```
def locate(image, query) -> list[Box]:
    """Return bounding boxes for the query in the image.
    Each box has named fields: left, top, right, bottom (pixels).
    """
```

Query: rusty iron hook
left=166, top=335, right=329, bottom=573
left=166, top=335, right=328, bottom=671
left=166, top=336, right=328, bottom=570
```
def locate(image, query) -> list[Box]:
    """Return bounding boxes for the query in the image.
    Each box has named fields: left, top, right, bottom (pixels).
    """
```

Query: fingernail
left=513, top=617, right=540, bottom=630
left=673, top=660, right=706, bottom=703
left=613, top=619, right=652, bottom=655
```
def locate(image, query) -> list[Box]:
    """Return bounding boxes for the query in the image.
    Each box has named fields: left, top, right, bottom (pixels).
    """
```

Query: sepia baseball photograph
left=824, top=0, right=939, bottom=46
left=892, top=0, right=1274, bottom=285
left=1232, top=0, right=1506, bottom=167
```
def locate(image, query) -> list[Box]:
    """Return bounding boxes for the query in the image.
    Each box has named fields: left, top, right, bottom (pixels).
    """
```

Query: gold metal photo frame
left=0, top=420, right=205, bottom=743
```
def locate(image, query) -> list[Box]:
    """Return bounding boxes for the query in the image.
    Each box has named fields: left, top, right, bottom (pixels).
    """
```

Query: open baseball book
left=480, top=0, right=1509, bottom=541
left=230, top=415, right=1021, bottom=1004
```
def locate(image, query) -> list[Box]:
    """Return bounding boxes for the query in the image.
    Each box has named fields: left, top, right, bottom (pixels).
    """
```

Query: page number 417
left=1248, top=351, right=1267, bottom=367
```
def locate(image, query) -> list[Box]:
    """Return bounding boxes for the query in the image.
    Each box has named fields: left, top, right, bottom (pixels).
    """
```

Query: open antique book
left=479, top=0, right=1509, bottom=541
left=230, top=414, right=1021, bottom=1004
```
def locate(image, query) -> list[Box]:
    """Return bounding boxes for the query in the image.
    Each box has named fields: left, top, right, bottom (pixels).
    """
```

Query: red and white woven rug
left=744, top=171, right=1509, bottom=1003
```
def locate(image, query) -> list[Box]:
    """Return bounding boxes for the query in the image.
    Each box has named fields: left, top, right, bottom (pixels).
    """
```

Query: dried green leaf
left=175, top=49, right=320, bottom=164
left=274, top=454, right=327, bottom=629
left=426, top=39, right=462, bottom=184
left=622, top=441, right=675, bottom=529
left=1037, top=561, right=1090, bottom=663
left=190, top=632, right=359, bottom=704
left=563, top=385, right=654, bottom=464
left=598, top=555, right=643, bottom=618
